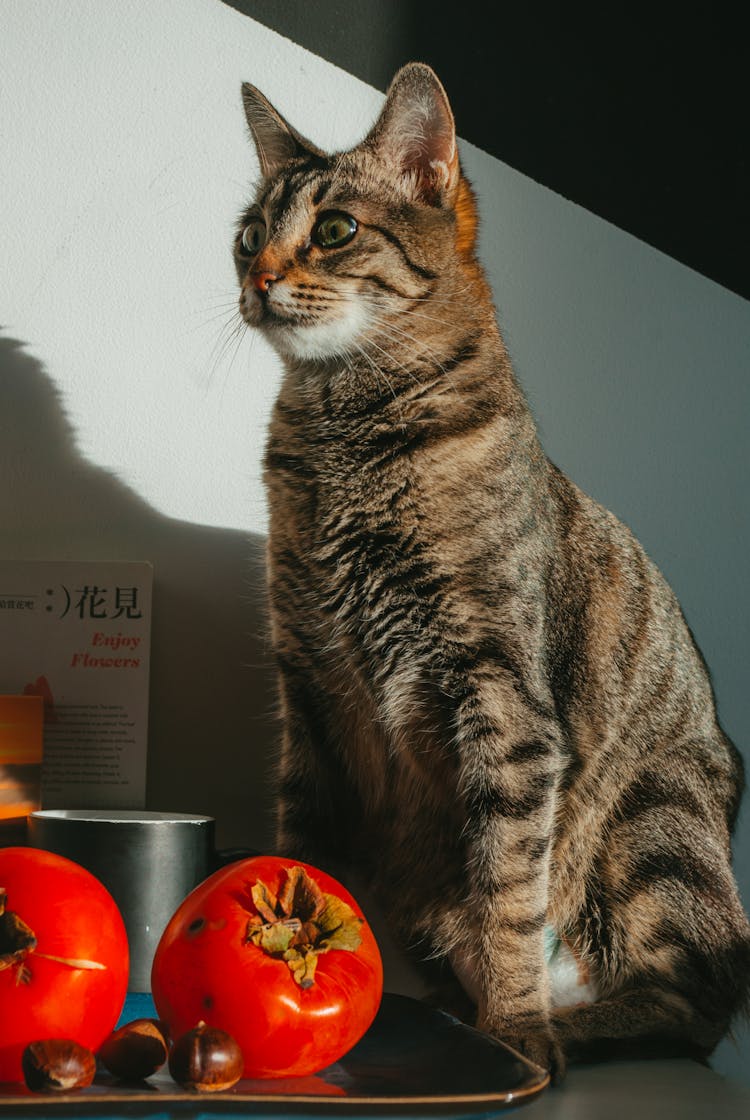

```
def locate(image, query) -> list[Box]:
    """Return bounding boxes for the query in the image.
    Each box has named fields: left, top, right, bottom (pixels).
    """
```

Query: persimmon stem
left=0, top=889, right=37, bottom=965
left=246, top=867, right=363, bottom=987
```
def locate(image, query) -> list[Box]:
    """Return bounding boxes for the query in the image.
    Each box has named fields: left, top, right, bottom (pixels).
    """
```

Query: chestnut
left=98, top=1018, right=169, bottom=1081
left=22, top=1038, right=96, bottom=1092
left=168, top=1021, right=243, bottom=1092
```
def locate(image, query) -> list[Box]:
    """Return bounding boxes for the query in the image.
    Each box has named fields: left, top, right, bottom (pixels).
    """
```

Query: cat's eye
left=312, top=211, right=358, bottom=249
left=241, top=218, right=267, bottom=255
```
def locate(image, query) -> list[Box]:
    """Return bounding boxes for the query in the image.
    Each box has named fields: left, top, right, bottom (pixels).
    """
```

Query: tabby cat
left=235, top=63, right=750, bottom=1075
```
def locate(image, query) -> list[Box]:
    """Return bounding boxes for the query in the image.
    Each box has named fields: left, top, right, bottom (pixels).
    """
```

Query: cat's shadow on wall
left=0, top=333, right=277, bottom=850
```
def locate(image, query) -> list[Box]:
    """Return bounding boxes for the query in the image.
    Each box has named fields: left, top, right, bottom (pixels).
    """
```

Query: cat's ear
left=241, top=83, right=325, bottom=179
left=364, top=63, right=459, bottom=205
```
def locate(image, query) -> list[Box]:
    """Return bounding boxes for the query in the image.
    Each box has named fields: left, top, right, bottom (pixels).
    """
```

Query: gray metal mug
left=28, top=809, right=218, bottom=992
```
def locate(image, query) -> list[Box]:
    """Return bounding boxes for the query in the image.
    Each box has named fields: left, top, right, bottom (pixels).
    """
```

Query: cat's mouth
left=261, top=305, right=331, bottom=340
left=240, top=278, right=370, bottom=361
left=259, top=303, right=297, bottom=326
left=243, top=288, right=312, bottom=331
left=266, top=304, right=371, bottom=363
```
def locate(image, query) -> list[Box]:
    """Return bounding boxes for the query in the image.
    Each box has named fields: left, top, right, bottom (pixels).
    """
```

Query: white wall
left=2, top=0, right=748, bottom=1083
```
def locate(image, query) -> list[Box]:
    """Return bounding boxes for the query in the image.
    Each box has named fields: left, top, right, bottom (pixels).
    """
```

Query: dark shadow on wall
left=0, top=334, right=277, bottom=850
left=235, top=0, right=749, bottom=301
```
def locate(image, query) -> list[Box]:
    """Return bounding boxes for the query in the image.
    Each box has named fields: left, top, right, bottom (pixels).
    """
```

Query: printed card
left=0, top=562, right=152, bottom=809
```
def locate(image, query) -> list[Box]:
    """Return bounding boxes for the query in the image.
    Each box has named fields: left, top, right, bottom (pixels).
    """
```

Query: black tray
left=0, top=992, right=549, bottom=1116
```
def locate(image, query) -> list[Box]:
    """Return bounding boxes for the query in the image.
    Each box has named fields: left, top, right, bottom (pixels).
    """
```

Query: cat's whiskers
left=359, top=315, right=463, bottom=403
left=358, top=331, right=423, bottom=396
left=199, top=308, right=252, bottom=394
left=194, top=305, right=247, bottom=329
left=321, top=285, right=472, bottom=332
left=365, top=313, right=447, bottom=361
left=190, top=289, right=247, bottom=330
left=353, top=286, right=481, bottom=347
left=289, top=284, right=475, bottom=381
left=346, top=341, right=403, bottom=410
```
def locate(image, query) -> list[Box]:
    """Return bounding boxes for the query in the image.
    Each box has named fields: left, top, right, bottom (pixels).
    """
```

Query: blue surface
left=116, top=991, right=157, bottom=1028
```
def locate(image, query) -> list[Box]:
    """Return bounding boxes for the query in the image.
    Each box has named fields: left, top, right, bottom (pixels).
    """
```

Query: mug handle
left=211, top=846, right=261, bottom=871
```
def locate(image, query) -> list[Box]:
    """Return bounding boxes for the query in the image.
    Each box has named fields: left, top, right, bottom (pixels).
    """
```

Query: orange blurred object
left=0, top=695, right=44, bottom=820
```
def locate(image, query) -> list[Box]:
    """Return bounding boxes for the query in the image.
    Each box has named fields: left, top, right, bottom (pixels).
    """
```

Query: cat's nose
left=251, top=270, right=281, bottom=294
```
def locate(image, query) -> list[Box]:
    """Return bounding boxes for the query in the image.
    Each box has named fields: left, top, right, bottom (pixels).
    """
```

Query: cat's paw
left=477, top=1004, right=565, bottom=1080
left=497, top=1025, right=566, bottom=1083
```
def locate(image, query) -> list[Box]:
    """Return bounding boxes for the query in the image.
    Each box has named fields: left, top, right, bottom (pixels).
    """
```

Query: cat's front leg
left=449, top=674, right=564, bottom=1076
left=468, top=864, right=565, bottom=1078
left=273, top=663, right=357, bottom=877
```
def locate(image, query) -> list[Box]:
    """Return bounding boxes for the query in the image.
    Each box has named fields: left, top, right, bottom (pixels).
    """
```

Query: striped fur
left=236, top=63, right=750, bottom=1077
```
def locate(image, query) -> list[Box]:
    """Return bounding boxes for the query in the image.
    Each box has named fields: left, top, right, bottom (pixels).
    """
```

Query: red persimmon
left=151, top=855, right=383, bottom=1078
left=0, top=847, right=129, bottom=1082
